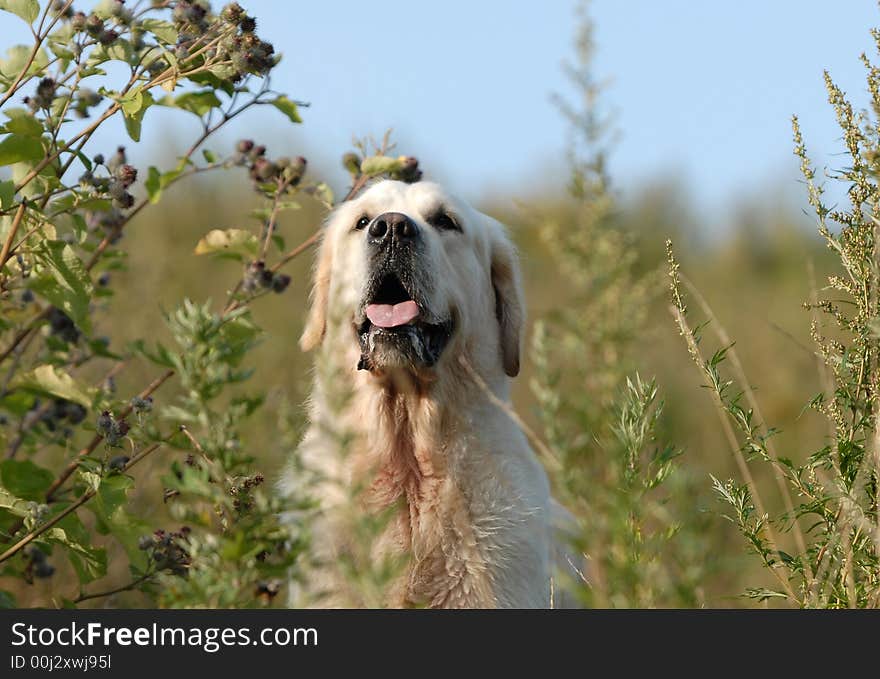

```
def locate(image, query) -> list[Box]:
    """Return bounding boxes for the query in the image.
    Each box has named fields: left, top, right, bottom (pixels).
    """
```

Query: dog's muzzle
left=356, top=213, right=453, bottom=371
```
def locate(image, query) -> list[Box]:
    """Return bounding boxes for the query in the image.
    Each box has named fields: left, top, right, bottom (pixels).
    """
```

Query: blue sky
left=2, top=1, right=879, bottom=222
left=223, top=0, right=880, bottom=218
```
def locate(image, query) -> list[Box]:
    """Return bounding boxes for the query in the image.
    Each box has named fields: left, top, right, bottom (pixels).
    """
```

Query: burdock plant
left=0, top=0, right=424, bottom=608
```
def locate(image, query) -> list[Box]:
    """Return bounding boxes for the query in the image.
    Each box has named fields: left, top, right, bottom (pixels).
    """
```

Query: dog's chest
left=366, top=440, right=498, bottom=608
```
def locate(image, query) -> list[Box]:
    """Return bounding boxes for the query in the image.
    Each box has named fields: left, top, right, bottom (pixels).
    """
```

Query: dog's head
left=300, top=180, right=524, bottom=379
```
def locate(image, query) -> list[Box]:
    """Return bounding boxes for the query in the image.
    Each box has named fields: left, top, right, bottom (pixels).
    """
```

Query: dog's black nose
left=368, top=212, right=418, bottom=245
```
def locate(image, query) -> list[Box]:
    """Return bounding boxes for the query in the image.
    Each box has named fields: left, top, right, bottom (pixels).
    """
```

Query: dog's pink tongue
left=366, top=300, right=419, bottom=328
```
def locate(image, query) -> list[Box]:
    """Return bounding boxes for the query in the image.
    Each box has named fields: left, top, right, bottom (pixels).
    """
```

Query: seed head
left=392, top=156, right=422, bottom=183
left=343, top=152, right=362, bottom=175
left=51, top=0, right=74, bottom=17
left=251, top=157, right=277, bottom=182
left=65, top=403, right=87, bottom=425
left=113, top=418, right=130, bottom=437
left=113, top=189, right=135, bottom=210
left=26, top=546, right=46, bottom=563
left=131, top=396, right=153, bottom=413
left=47, top=307, right=80, bottom=344
left=98, top=28, right=119, bottom=45
left=115, top=164, right=138, bottom=188
left=71, top=11, right=87, bottom=31
left=85, top=13, right=104, bottom=37
left=34, top=561, right=55, bottom=579
left=33, top=78, right=57, bottom=109
left=96, top=410, right=114, bottom=436
left=271, top=273, right=291, bottom=293
left=221, top=2, right=245, bottom=23
left=283, top=156, right=307, bottom=185
left=108, top=455, right=130, bottom=472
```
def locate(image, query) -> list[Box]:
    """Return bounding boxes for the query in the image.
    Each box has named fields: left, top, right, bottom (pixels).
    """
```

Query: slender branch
left=259, top=177, right=291, bottom=261
left=343, top=173, right=371, bottom=202
left=271, top=230, right=319, bottom=273
left=0, top=320, right=39, bottom=399
left=0, top=203, right=28, bottom=275
left=74, top=572, right=154, bottom=604
left=0, top=309, right=46, bottom=364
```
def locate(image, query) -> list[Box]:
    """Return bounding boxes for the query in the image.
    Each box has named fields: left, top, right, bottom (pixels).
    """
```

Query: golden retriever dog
left=283, top=179, right=576, bottom=608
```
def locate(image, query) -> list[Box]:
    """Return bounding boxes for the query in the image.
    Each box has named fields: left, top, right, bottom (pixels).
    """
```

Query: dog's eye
left=355, top=215, right=370, bottom=230
left=427, top=211, right=460, bottom=232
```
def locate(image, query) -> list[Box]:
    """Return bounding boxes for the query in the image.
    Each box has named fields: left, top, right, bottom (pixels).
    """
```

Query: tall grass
left=531, top=3, right=714, bottom=607
left=666, top=22, right=880, bottom=607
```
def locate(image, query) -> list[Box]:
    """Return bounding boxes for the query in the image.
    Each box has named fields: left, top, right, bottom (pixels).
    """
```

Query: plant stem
left=0, top=203, right=28, bottom=275
left=74, top=572, right=154, bottom=605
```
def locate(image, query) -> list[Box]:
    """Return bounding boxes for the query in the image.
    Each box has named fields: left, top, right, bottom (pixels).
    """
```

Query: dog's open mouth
left=364, top=273, right=420, bottom=328
left=357, top=273, right=453, bottom=370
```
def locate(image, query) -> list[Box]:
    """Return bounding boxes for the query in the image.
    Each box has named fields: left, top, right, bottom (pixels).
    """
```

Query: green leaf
left=140, top=18, right=178, bottom=44
left=2, top=108, right=43, bottom=137
left=312, top=181, right=334, bottom=207
left=28, top=240, right=93, bottom=333
left=120, top=89, right=153, bottom=142
left=168, top=90, right=222, bottom=117
left=0, top=44, right=48, bottom=83
left=0, top=485, right=31, bottom=517
left=0, top=460, right=53, bottom=502
left=47, top=515, right=107, bottom=584
left=46, top=24, right=76, bottom=61
left=145, top=165, right=186, bottom=204
left=11, top=364, right=96, bottom=408
left=202, top=149, right=217, bottom=163
left=743, top=587, right=789, bottom=601
left=130, top=339, right=176, bottom=368
left=0, top=179, right=13, bottom=209
left=88, top=38, right=135, bottom=67
left=0, top=134, right=43, bottom=166
left=269, top=95, right=302, bottom=124
left=145, top=165, right=161, bottom=203
left=91, top=474, right=150, bottom=570
left=0, top=0, right=39, bottom=24
left=96, top=474, right=132, bottom=516
left=185, top=70, right=235, bottom=96
left=194, top=228, right=258, bottom=258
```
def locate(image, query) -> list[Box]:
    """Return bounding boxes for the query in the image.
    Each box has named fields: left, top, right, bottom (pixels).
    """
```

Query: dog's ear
left=488, top=219, right=525, bottom=377
left=300, top=231, right=334, bottom=351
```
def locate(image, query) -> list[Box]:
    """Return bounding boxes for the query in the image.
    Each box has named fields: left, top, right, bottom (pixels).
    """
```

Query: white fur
left=281, top=180, right=575, bottom=608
